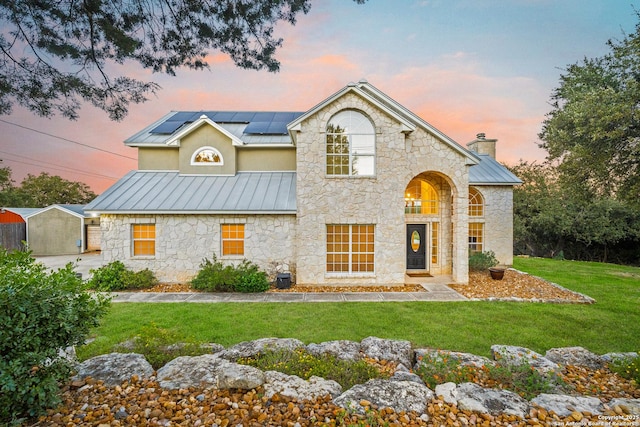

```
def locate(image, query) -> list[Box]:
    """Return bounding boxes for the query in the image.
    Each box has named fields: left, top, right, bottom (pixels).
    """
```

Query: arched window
left=326, top=110, right=375, bottom=176
left=405, top=178, right=438, bottom=214
left=469, top=187, right=484, bottom=217
left=191, top=147, right=224, bottom=165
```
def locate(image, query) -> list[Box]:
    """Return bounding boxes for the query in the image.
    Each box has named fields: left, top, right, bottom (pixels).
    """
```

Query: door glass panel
left=411, top=230, right=421, bottom=252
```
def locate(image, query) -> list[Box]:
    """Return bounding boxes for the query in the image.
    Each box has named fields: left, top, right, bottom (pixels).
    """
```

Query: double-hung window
left=326, top=110, right=375, bottom=176
left=132, top=224, right=155, bottom=256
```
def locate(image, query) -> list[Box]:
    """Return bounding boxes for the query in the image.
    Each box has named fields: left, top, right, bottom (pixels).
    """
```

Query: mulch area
left=141, top=268, right=593, bottom=303
left=450, top=269, right=594, bottom=303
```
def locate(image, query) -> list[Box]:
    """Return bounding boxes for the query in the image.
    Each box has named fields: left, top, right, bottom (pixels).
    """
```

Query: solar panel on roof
left=252, top=112, right=276, bottom=121
left=150, top=121, right=187, bottom=134
left=170, top=111, right=198, bottom=121
left=229, top=112, right=256, bottom=122
left=207, top=111, right=236, bottom=122
left=244, top=121, right=271, bottom=134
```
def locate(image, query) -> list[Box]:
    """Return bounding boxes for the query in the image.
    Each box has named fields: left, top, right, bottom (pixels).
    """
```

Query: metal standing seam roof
left=469, top=154, right=522, bottom=185
left=84, top=171, right=297, bottom=214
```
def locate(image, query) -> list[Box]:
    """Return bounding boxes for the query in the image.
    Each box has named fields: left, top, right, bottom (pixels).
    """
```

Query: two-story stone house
left=86, top=80, right=521, bottom=285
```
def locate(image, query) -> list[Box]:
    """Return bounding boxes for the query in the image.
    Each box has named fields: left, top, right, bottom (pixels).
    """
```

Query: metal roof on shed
left=85, top=171, right=297, bottom=214
left=469, top=154, right=522, bottom=185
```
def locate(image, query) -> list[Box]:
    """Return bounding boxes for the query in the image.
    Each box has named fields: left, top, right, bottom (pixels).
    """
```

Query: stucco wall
left=294, top=92, right=470, bottom=285
left=100, top=214, right=296, bottom=283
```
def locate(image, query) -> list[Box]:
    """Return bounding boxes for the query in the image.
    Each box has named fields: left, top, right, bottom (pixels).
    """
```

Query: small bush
left=468, top=250, right=499, bottom=271
left=235, top=260, right=270, bottom=293
left=414, top=352, right=561, bottom=400
left=114, top=323, right=210, bottom=370
left=190, top=255, right=269, bottom=293
left=88, top=261, right=158, bottom=291
left=0, top=249, right=110, bottom=424
left=413, top=353, right=476, bottom=389
left=609, top=354, right=640, bottom=385
left=238, top=348, right=387, bottom=390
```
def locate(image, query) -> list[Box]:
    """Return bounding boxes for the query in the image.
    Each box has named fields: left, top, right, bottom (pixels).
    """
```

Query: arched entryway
left=404, top=172, right=454, bottom=275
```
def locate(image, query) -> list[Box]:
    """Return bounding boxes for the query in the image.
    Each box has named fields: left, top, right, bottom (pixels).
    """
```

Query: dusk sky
left=1, top=0, right=639, bottom=193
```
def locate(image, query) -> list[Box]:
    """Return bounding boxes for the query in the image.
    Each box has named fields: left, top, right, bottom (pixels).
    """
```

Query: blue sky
left=1, top=0, right=638, bottom=192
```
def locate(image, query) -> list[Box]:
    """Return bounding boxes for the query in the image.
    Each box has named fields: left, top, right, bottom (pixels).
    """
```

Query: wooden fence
left=0, top=223, right=26, bottom=251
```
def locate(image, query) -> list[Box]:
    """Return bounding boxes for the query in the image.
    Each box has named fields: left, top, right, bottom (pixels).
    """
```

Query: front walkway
left=34, top=253, right=468, bottom=302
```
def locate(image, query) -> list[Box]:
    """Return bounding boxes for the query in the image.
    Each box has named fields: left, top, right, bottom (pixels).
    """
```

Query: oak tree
left=0, top=0, right=366, bottom=121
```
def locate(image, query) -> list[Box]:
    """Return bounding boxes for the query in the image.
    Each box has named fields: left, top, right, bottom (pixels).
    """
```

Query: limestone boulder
left=73, top=353, right=154, bottom=386
left=414, top=348, right=495, bottom=369
left=217, top=338, right=305, bottom=361
left=263, top=371, right=342, bottom=401
left=531, top=393, right=603, bottom=417
left=608, top=398, right=640, bottom=416
left=544, top=346, right=604, bottom=370
left=306, top=340, right=361, bottom=361
left=455, top=382, right=529, bottom=418
left=333, top=378, right=434, bottom=415
left=157, top=354, right=265, bottom=390
left=491, top=345, right=561, bottom=374
left=360, top=336, right=413, bottom=368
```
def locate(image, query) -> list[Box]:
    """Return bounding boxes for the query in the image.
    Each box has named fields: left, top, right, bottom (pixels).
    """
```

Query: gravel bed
left=450, top=269, right=595, bottom=303
left=30, top=364, right=639, bottom=426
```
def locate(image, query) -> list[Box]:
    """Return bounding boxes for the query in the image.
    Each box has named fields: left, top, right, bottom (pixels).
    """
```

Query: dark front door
left=406, top=224, right=426, bottom=270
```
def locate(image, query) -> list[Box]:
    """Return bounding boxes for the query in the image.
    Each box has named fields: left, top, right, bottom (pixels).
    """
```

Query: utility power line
left=0, top=118, right=137, bottom=161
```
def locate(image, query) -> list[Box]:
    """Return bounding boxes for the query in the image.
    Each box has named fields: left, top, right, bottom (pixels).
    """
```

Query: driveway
left=34, top=252, right=106, bottom=279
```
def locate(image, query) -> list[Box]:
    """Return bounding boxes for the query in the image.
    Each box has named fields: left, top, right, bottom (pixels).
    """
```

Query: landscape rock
left=414, top=348, right=495, bottom=368
left=360, top=336, right=413, bottom=368
left=531, top=393, right=604, bottom=417
left=263, top=371, right=342, bottom=400
left=491, top=344, right=561, bottom=374
left=390, top=370, right=425, bottom=384
left=157, top=354, right=265, bottom=390
left=434, top=382, right=458, bottom=404
left=608, top=398, right=640, bottom=415
left=217, top=337, right=305, bottom=361
left=306, top=340, right=361, bottom=361
left=333, top=378, right=434, bottom=415
left=454, top=382, right=530, bottom=418
left=602, top=352, right=639, bottom=364
left=545, top=346, right=605, bottom=370
left=73, top=353, right=154, bottom=386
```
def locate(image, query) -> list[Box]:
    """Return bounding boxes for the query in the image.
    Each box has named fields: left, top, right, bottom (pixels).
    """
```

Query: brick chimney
left=467, top=132, right=497, bottom=159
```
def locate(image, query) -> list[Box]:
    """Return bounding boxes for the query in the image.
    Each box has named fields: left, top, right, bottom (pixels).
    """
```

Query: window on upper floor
left=405, top=179, right=439, bottom=215
left=469, top=187, right=484, bottom=217
left=191, top=147, right=224, bottom=165
left=326, top=110, right=375, bottom=176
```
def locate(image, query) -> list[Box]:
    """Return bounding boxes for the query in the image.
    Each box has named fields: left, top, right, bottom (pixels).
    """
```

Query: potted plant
left=469, top=250, right=504, bottom=280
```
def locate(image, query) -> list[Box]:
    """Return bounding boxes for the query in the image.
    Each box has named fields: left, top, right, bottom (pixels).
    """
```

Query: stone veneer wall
left=99, top=214, right=296, bottom=283
left=294, top=92, right=470, bottom=285
left=476, top=186, right=514, bottom=266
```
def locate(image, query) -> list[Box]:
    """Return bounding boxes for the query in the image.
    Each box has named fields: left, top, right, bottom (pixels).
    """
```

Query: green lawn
left=77, top=258, right=640, bottom=360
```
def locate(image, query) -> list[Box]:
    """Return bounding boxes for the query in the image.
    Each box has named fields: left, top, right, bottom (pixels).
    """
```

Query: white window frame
left=326, top=224, right=375, bottom=275
left=191, top=146, right=224, bottom=166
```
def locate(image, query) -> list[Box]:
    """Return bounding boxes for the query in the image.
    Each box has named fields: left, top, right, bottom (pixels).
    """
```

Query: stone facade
left=295, top=92, right=470, bottom=285
left=92, top=81, right=520, bottom=285
left=100, top=214, right=296, bottom=283
left=477, top=186, right=515, bottom=266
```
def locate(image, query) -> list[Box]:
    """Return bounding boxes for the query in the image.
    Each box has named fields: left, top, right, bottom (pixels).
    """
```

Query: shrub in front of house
left=0, top=249, right=110, bottom=424
left=468, top=250, right=499, bottom=271
left=190, top=256, right=270, bottom=293
left=88, top=260, right=158, bottom=291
